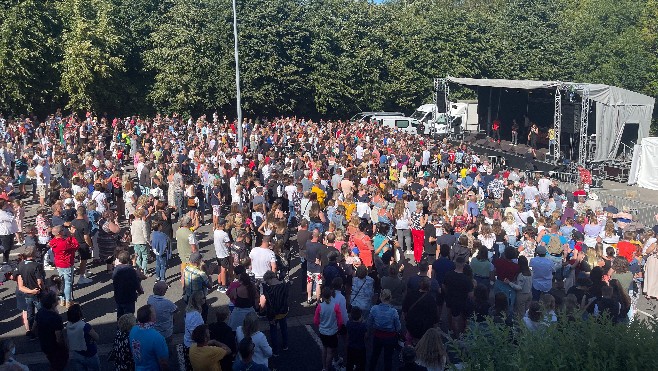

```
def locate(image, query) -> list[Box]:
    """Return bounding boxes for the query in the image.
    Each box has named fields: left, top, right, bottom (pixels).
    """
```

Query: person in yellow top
left=311, top=180, right=326, bottom=208
left=389, top=167, right=398, bottom=182
left=548, top=128, right=557, bottom=155
left=342, top=199, right=357, bottom=221
left=189, top=324, right=232, bottom=371
left=459, top=167, right=468, bottom=179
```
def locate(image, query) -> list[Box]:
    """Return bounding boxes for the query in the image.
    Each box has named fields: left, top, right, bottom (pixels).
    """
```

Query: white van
left=379, top=116, right=426, bottom=135
left=349, top=111, right=405, bottom=123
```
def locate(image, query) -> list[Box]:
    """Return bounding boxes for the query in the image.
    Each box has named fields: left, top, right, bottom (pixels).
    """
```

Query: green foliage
left=0, top=0, right=61, bottom=113
left=453, top=314, right=658, bottom=370
left=0, top=0, right=657, bottom=119
left=57, top=0, right=125, bottom=111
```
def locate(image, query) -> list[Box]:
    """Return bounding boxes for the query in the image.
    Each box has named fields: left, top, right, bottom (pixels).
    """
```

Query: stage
left=456, top=132, right=557, bottom=173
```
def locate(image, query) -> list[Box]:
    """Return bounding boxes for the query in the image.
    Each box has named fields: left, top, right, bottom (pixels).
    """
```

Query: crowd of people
left=0, top=110, right=657, bottom=371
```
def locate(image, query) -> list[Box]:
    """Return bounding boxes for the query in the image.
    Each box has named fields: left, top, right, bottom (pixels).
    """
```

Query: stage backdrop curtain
left=446, top=77, right=655, bottom=162
left=594, top=102, right=654, bottom=162
left=638, top=137, right=658, bottom=191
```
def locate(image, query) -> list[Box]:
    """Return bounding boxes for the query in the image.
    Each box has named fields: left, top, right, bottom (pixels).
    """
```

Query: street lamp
left=232, top=0, right=243, bottom=150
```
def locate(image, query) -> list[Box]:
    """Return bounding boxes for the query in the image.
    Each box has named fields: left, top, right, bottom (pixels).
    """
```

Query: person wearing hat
left=176, top=215, right=199, bottom=276
left=529, top=245, right=556, bottom=301
left=183, top=251, right=210, bottom=320
left=585, top=192, right=602, bottom=212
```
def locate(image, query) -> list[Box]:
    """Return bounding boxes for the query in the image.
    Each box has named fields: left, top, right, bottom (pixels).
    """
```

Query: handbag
left=347, top=278, right=367, bottom=312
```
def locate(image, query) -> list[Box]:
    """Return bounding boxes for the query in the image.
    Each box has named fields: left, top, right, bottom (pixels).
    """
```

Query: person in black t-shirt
left=71, top=206, right=93, bottom=285
left=209, top=306, right=236, bottom=371
left=502, top=181, right=514, bottom=208
left=442, top=257, right=474, bottom=337
left=112, top=251, right=144, bottom=319
left=402, top=277, right=438, bottom=343
left=423, top=219, right=438, bottom=265
left=35, top=292, right=68, bottom=370
left=17, top=246, right=44, bottom=338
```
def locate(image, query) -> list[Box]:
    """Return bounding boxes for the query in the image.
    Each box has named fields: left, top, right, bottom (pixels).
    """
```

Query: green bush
left=451, top=313, right=658, bottom=371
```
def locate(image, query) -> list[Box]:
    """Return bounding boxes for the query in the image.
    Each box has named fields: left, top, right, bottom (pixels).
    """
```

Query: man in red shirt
left=492, top=247, right=520, bottom=313
left=49, top=224, right=79, bottom=308
left=616, top=230, right=637, bottom=263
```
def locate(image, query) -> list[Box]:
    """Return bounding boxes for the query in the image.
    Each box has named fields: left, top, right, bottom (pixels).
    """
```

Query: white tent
left=633, top=137, right=658, bottom=190
left=446, top=77, right=655, bottom=162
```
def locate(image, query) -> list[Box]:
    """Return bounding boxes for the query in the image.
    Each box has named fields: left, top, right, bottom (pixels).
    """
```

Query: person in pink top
left=314, top=287, right=343, bottom=371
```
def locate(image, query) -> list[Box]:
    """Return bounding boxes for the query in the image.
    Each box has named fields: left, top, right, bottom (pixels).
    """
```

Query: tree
left=145, top=0, right=234, bottom=115
left=0, top=0, right=61, bottom=114
left=57, top=0, right=125, bottom=112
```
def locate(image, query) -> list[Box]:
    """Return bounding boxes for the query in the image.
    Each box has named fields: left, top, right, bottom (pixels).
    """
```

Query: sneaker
left=218, top=286, right=228, bottom=293
left=26, top=330, right=36, bottom=340
left=301, top=298, right=316, bottom=307
left=43, top=264, right=55, bottom=270
left=65, top=301, right=76, bottom=309
left=77, top=276, right=93, bottom=285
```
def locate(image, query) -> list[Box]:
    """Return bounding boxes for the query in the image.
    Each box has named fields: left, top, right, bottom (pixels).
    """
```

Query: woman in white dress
left=642, top=230, right=658, bottom=299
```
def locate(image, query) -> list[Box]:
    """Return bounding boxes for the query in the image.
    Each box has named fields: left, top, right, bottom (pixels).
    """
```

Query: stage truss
left=434, top=78, right=452, bottom=137
left=553, top=85, right=562, bottom=163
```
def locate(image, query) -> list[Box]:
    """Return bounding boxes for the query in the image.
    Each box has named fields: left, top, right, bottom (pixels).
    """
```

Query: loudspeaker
left=561, top=103, right=581, bottom=134
left=515, top=144, right=528, bottom=154
left=436, top=89, right=447, bottom=113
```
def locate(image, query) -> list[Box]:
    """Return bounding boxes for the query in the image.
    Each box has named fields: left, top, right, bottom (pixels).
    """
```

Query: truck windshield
left=410, top=110, right=427, bottom=121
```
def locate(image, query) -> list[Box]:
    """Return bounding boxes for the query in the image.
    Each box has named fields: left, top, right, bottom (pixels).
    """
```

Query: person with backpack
left=260, top=270, right=289, bottom=357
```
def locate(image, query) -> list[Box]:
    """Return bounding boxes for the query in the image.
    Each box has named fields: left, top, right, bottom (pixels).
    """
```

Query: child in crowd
left=346, top=307, right=367, bottom=371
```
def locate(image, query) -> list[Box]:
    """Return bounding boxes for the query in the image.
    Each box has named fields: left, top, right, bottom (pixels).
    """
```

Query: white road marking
left=636, top=309, right=656, bottom=319
left=305, top=324, right=323, bottom=350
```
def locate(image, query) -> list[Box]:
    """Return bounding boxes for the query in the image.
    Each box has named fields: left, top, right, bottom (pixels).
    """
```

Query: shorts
left=78, top=244, right=92, bottom=260
left=217, top=257, right=231, bottom=269
left=15, top=290, right=27, bottom=311
left=307, top=272, right=323, bottom=285
left=423, top=254, right=436, bottom=266
left=446, top=299, right=469, bottom=317
left=319, top=333, right=338, bottom=348
left=212, top=205, right=221, bottom=217
left=37, top=185, right=46, bottom=198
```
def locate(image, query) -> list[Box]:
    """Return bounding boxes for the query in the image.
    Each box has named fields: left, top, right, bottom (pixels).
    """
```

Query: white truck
left=410, top=101, right=479, bottom=137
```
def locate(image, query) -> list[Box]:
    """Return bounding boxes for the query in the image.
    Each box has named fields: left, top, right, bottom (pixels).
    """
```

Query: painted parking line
left=304, top=324, right=324, bottom=350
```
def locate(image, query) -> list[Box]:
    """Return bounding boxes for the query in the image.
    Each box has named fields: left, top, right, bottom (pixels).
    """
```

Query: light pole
left=232, top=0, right=243, bottom=150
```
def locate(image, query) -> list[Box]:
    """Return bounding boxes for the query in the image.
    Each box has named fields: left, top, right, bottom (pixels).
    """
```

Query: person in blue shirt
left=529, top=246, right=557, bottom=301
left=379, top=154, right=388, bottom=167
left=367, top=289, right=401, bottom=371
left=233, top=337, right=269, bottom=371
left=129, top=305, right=169, bottom=371
left=432, top=244, right=456, bottom=287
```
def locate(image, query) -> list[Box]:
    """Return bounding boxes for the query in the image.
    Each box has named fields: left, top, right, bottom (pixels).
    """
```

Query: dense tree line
left=0, top=0, right=657, bottom=119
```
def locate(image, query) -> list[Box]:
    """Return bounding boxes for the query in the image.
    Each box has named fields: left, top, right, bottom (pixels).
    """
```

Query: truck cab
left=411, top=101, right=478, bottom=137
